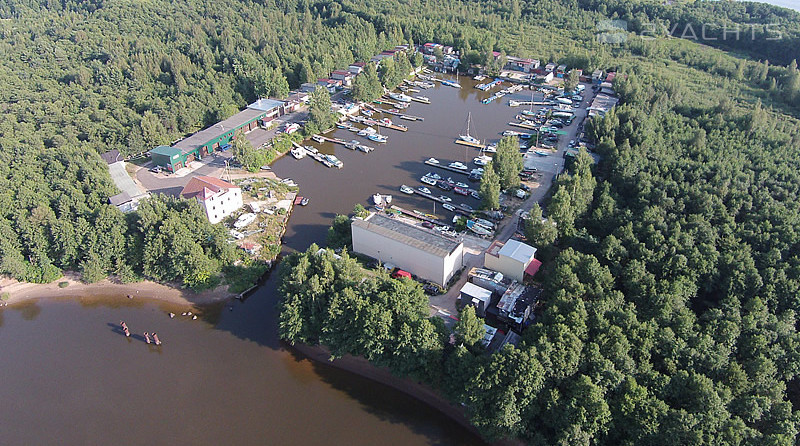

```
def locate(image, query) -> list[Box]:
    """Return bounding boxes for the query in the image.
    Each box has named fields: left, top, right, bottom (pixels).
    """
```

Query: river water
left=0, top=76, right=540, bottom=445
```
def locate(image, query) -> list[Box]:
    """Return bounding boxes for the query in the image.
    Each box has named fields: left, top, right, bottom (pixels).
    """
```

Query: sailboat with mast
left=459, top=112, right=480, bottom=144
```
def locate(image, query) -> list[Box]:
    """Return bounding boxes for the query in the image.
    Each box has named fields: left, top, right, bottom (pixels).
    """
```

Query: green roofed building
left=151, top=99, right=286, bottom=172
left=150, top=146, right=185, bottom=171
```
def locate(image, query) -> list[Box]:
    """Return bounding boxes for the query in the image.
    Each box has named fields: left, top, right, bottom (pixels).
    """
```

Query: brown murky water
left=0, top=75, right=540, bottom=445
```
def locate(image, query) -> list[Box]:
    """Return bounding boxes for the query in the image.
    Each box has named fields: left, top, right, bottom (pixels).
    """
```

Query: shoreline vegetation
left=289, top=342, right=523, bottom=446
left=0, top=271, right=236, bottom=309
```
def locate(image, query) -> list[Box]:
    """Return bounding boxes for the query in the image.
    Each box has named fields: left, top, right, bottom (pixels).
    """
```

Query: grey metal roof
left=498, top=239, right=536, bottom=263
left=248, top=98, right=285, bottom=112
left=173, top=108, right=264, bottom=154
left=108, top=162, right=145, bottom=200
left=352, top=213, right=462, bottom=258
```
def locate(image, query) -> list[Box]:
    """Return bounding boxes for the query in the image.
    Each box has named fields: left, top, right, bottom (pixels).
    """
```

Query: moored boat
left=417, top=186, right=431, bottom=194
left=367, top=133, right=387, bottom=143
left=421, top=176, right=438, bottom=186
left=400, top=185, right=414, bottom=194
left=442, top=203, right=456, bottom=211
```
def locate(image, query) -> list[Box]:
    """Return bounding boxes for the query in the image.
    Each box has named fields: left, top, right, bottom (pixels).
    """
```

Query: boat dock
left=349, top=115, right=409, bottom=132
left=454, top=139, right=486, bottom=149
left=424, top=159, right=470, bottom=175
left=475, top=78, right=502, bottom=91
left=509, top=121, right=539, bottom=130
left=389, top=205, right=442, bottom=225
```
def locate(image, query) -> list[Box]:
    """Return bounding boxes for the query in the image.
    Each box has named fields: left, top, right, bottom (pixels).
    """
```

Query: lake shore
left=0, top=271, right=236, bottom=308
left=289, top=342, right=524, bottom=446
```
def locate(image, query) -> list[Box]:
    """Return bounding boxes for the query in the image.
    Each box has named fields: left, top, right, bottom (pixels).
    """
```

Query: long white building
left=351, top=213, right=463, bottom=286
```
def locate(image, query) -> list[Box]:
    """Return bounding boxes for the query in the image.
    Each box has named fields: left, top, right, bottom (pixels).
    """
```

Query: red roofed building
left=180, top=176, right=242, bottom=224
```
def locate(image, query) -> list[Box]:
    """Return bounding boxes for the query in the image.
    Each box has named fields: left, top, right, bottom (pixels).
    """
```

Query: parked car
left=149, top=165, right=162, bottom=173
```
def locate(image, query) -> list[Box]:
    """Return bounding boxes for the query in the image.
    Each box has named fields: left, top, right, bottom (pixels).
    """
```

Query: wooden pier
left=509, top=121, right=539, bottom=130
left=424, top=159, right=470, bottom=175
left=454, top=139, right=486, bottom=149
left=349, top=115, right=408, bottom=132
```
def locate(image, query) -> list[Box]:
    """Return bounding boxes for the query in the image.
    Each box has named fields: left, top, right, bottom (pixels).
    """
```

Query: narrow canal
left=0, top=76, right=548, bottom=445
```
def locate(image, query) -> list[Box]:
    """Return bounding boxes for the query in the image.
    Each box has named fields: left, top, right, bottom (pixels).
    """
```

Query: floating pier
left=454, top=139, right=486, bottom=149
left=424, top=159, right=470, bottom=175
left=509, top=121, right=539, bottom=130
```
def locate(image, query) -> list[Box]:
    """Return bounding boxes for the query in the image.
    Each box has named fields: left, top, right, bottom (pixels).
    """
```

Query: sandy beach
left=0, top=271, right=236, bottom=308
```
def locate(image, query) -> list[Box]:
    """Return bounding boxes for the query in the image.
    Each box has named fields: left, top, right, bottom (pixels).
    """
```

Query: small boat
left=455, top=181, right=469, bottom=189
left=381, top=117, right=392, bottom=126
left=459, top=203, right=474, bottom=212
left=388, top=109, right=400, bottom=114
left=325, top=154, right=343, bottom=168
left=312, top=134, right=325, bottom=143
left=414, top=96, right=430, bottom=103
left=357, top=145, right=374, bottom=153
left=473, top=156, right=492, bottom=166
left=454, top=187, right=469, bottom=196
left=449, top=162, right=468, bottom=171
left=294, top=196, right=309, bottom=206
left=400, top=115, right=416, bottom=121
left=417, top=186, right=431, bottom=194
left=459, top=112, right=480, bottom=144
left=290, top=147, right=306, bottom=159
left=470, top=190, right=481, bottom=199
left=400, top=185, right=414, bottom=194
left=467, top=220, right=492, bottom=236
left=361, top=109, right=374, bottom=117
left=438, top=195, right=452, bottom=203
left=337, top=123, right=350, bottom=129
left=441, top=80, right=461, bottom=88
left=395, top=102, right=409, bottom=109
left=304, top=145, right=318, bottom=155
left=426, top=158, right=440, bottom=165
left=345, top=140, right=359, bottom=150
left=534, top=150, right=550, bottom=156
left=372, top=193, right=384, bottom=205
left=482, top=145, right=497, bottom=154
left=388, top=92, right=412, bottom=103
left=442, top=203, right=456, bottom=211
left=421, top=176, right=438, bottom=186
left=358, top=127, right=377, bottom=137
left=426, top=172, right=442, bottom=180
left=368, top=134, right=387, bottom=143
left=475, top=218, right=496, bottom=229
left=437, top=181, right=452, bottom=191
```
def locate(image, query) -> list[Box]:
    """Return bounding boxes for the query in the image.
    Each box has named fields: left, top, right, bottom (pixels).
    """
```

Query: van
left=392, top=269, right=412, bottom=280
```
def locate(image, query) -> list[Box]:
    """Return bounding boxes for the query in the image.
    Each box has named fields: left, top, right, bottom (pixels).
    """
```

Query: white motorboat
left=421, top=176, right=438, bottom=186
left=400, top=185, right=414, bottom=194
left=442, top=203, right=456, bottom=211
left=388, top=92, right=412, bottom=102
left=290, top=147, right=306, bottom=159
left=426, top=172, right=442, bottom=180
left=473, top=155, right=492, bottom=166
left=417, top=186, right=431, bottom=194
left=358, top=127, right=377, bottom=137
left=449, top=162, right=468, bottom=170
left=368, top=134, right=387, bottom=143
left=438, top=195, right=452, bottom=202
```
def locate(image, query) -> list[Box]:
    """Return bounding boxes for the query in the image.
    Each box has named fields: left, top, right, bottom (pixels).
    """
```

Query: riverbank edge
left=0, top=271, right=237, bottom=308
left=289, top=342, right=524, bottom=446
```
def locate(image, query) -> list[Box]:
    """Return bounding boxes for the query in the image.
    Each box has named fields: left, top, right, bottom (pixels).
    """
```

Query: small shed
left=460, top=282, right=492, bottom=317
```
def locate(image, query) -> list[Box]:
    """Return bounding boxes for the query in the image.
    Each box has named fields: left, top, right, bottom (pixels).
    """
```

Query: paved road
left=428, top=82, right=592, bottom=319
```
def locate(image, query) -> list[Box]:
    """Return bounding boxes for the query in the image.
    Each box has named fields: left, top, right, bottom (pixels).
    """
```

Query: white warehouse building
left=484, top=239, right=537, bottom=282
left=351, top=213, right=464, bottom=286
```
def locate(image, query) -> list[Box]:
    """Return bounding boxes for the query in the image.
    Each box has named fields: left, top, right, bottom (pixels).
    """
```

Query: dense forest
left=2, top=0, right=800, bottom=442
